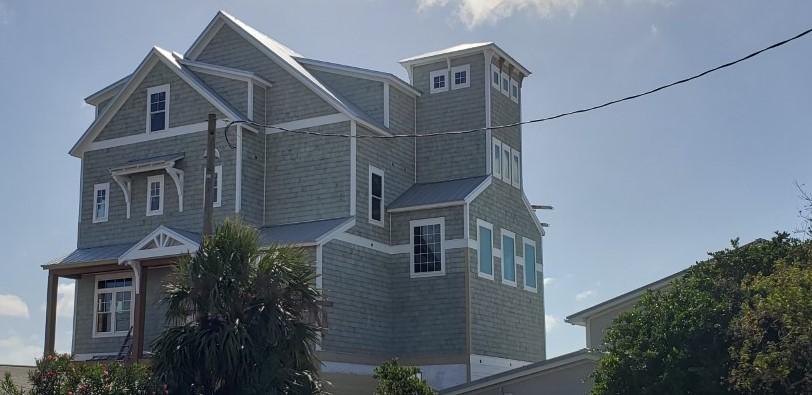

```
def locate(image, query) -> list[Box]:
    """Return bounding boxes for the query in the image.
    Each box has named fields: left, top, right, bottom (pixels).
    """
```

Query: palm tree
left=151, top=220, right=324, bottom=394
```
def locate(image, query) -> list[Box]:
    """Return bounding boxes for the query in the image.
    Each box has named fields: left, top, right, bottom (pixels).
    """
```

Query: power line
left=224, top=25, right=812, bottom=145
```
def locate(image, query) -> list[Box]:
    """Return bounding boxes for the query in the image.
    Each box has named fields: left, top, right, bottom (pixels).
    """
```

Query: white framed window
left=146, top=84, right=170, bottom=133
left=146, top=174, right=164, bottom=216
left=410, top=217, right=445, bottom=277
left=451, top=64, right=470, bottom=90
left=429, top=69, right=448, bottom=94
left=501, top=72, right=510, bottom=97
left=501, top=229, right=517, bottom=286
left=511, top=149, right=521, bottom=188
left=92, top=183, right=110, bottom=223
left=523, top=237, right=538, bottom=292
left=92, top=273, right=133, bottom=338
left=502, top=144, right=511, bottom=183
left=204, top=165, right=223, bottom=208
left=491, top=64, right=501, bottom=89
left=369, top=165, right=384, bottom=227
left=477, top=219, right=494, bottom=280
left=492, top=139, right=502, bottom=179
left=510, top=79, right=520, bottom=103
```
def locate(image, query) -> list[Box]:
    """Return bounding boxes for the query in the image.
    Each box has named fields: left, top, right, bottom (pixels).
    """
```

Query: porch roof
left=258, top=217, right=353, bottom=246
left=388, top=175, right=489, bottom=212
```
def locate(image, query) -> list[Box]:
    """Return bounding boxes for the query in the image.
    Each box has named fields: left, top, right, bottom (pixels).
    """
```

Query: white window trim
left=523, top=237, right=538, bottom=293
left=500, top=72, right=510, bottom=97
left=146, top=174, right=164, bottom=216
left=368, top=165, right=385, bottom=227
left=502, top=144, right=512, bottom=183
left=410, top=217, right=446, bottom=278
left=92, top=182, right=110, bottom=223
left=491, top=64, right=501, bottom=89
left=476, top=219, right=494, bottom=280
left=492, top=138, right=502, bottom=179
left=429, top=69, right=449, bottom=94
left=92, top=272, right=134, bottom=338
left=451, top=64, right=471, bottom=90
left=511, top=148, right=521, bottom=189
left=204, top=165, right=223, bottom=208
left=501, top=229, right=517, bottom=287
left=146, top=84, right=170, bottom=134
left=510, top=79, right=520, bottom=103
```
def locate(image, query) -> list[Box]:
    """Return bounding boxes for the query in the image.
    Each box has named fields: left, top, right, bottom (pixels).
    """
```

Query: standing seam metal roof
left=388, top=176, right=489, bottom=210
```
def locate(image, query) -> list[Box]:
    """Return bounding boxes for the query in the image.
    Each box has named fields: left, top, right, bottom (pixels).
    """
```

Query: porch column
left=43, top=272, right=58, bottom=356
left=130, top=261, right=148, bottom=360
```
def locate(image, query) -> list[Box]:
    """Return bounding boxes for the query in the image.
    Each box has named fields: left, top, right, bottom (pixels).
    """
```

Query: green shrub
left=373, top=359, right=436, bottom=395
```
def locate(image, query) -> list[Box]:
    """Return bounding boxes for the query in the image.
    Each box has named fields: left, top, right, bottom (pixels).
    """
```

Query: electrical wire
left=223, top=25, right=812, bottom=147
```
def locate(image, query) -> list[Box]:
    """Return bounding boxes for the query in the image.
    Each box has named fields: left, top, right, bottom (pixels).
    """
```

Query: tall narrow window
left=510, top=79, right=520, bottom=103
left=477, top=220, right=494, bottom=279
left=147, top=85, right=169, bottom=132
left=146, top=174, right=164, bottom=216
left=491, top=64, right=501, bottom=89
left=429, top=69, right=448, bottom=94
left=502, top=230, right=516, bottom=286
left=502, top=145, right=511, bottom=182
left=501, top=72, right=510, bottom=96
left=524, top=238, right=538, bottom=292
left=492, top=139, right=502, bottom=179
left=511, top=149, right=521, bottom=188
left=369, top=165, right=384, bottom=226
left=93, top=183, right=110, bottom=223
left=410, top=218, right=445, bottom=277
left=93, top=275, right=133, bottom=337
left=204, top=165, right=223, bottom=208
left=451, top=64, right=470, bottom=90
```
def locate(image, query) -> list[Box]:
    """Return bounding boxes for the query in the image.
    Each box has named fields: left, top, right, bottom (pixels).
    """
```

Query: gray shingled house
left=41, top=11, right=546, bottom=393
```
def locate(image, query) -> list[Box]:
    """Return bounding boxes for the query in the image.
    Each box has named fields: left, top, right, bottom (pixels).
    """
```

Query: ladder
left=115, top=326, right=133, bottom=361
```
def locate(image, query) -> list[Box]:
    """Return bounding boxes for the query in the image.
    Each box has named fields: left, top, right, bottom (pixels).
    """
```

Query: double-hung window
left=501, top=230, right=517, bottom=286
left=204, top=165, right=223, bottom=208
left=451, top=64, right=470, bottom=90
left=93, top=183, right=110, bottom=223
left=492, top=139, right=502, bottom=179
left=524, top=238, right=538, bottom=292
left=93, top=274, right=133, bottom=337
left=510, top=79, right=520, bottom=103
left=491, top=64, right=501, bottom=89
left=502, top=145, right=511, bottom=182
left=429, top=69, right=448, bottom=94
left=147, top=84, right=169, bottom=133
left=410, top=218, right=445, bottom=277
left=146, top=174, right=164, bottom=216
left=477, top=219, right=494, bottom=279
left=511, top=149, right=521, bottom=188
left=369, top=166, right=384, bottom=226
left=501, top=72, right=510, bottom=96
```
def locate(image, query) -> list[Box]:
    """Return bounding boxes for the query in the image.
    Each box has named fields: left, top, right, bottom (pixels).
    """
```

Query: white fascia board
left=464, top=176, right=492, bottom=203
left=523, top=193, right=546, bottom=237
left=399, top=42, right=532, bottom=77
left=296, top=57, right=421, bottom=97
left=386, top=201, right=465, bottom=213
left=84, top=75, right=131, bottom=105
left=266, top=113, right=350, bottom=133
left=180, top=59, right=272, bottom=87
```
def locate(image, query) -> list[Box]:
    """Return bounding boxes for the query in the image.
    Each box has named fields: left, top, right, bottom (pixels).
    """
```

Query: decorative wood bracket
left=112, top=174, right=132, bottom=219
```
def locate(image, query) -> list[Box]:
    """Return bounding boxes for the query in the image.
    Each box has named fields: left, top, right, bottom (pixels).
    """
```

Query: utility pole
left=202, top=113, right=216, bottom=237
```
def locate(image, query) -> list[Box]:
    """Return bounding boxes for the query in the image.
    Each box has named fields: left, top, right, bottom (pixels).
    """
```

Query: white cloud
left=56, top=283, right=75, bottom=318
left=0, top=336, right=40, bottom=365
left=545, top=314, right=560, bottom=332
left=416, top=0, right=667, bottom=28
left=543, top=277, right=555, bottom=286
left=0, top=294, right=30, bottom=318
left=575, top=289, right=596, bottom=301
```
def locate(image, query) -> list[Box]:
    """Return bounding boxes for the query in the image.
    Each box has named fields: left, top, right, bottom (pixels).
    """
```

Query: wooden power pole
left=202, top=113, right=216, bottom=237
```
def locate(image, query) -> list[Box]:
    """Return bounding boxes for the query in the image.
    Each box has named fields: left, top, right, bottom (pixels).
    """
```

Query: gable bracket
left=111, top=174, right=132, bottom=219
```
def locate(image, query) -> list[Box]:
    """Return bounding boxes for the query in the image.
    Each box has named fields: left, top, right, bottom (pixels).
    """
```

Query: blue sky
left=0, top=0, right=811, bottom=364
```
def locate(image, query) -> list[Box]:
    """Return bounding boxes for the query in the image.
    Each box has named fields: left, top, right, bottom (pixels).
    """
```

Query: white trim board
left=295, top=57, right=421, bottom=97
left=330, top=232, right=470, bottom=256
left=265, top=113, right=350, bottom=134
left=86, top=120, right=231, bottom=153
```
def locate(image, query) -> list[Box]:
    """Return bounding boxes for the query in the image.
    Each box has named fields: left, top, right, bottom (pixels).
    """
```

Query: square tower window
left=451, top=64, right=470, bottom=89
left=429, top=69, right=449, bottom=94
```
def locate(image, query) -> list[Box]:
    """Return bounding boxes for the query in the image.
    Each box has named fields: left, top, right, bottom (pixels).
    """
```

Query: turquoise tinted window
left=525, top=243, right=537, bottom=288
left=478, top=226, right=492, bottom=275
left=503, top=235, right=515, bottom=282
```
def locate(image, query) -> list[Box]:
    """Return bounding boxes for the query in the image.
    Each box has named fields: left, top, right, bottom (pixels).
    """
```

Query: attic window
left=451, top=64, right=470, bottom=90
left=147, top=84, right=170, bottom=132
left=429, top=69, right=448, bottom=94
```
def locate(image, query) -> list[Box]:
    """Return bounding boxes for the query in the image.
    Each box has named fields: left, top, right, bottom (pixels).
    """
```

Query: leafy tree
left=591, top=234, right=812, bottom=394
left=151, top=220, right=324, bottom=394
left=373, top=359, right=436, bottom=395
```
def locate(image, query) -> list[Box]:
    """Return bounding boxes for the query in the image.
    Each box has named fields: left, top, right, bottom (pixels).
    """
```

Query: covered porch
left=42, top=226, right=200, bottom=361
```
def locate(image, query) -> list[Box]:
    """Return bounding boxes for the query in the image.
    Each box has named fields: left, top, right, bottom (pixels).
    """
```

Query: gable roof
left=389, top=176, right=490, bottom=212
left=296, top=57, right=420, bottom=97
left=84, top=75, right=130, bottom=106
left=399, top=42, right=532, bottom=77
left=69, top=46, right=246, bottom=158
left=258, top=217, right=353, bottom=246
left=185, top=11, right=391, bottom=136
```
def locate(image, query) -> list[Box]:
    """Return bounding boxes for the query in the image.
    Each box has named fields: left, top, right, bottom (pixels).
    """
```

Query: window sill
left=92, top=331, right=128, bottom=339
left=502, top=279, right=517, bottom=287
left=410, top=271, right=446, bottom=279
left=478, top=272, right=494, bottom=281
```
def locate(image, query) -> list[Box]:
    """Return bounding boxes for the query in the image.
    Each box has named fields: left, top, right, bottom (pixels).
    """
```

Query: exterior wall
left=389, top=85, right=416, bottom=135
left=143, top=266, right=172, bottom=351
left=468, top=182, right=545, bottom=362
left=308, top=69, right=385, bottom=125
left=453, top=359, right=596, bottom=395
left=252, top=83, right=267, bottom=122
left=73, top=271, right=134, bottom=355
left=79, top=129, right=236, bottom=248
left=389, top=206, right=467, bottom=357
left=349, top=124, right=414, bottom=242
left=489, top=59, right=523, bottom=190
left=585, top=301, right=636, bottom=349
left=265, top=122, right=351, bottom=225
left=240, top=130, right=264, bottom=225
left=193, top=71, right=248, bottom=117
left=414, top=53, right=487, bottom=183
left=321, top=240, right=393, bottom=356
left=95, top=62, right=224, bottom=142
left=195, top=23, right=335, bottom=124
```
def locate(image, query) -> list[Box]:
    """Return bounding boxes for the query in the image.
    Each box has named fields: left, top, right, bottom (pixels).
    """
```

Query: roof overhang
left=399, top=42, right=532, bottom=77
left=296, top=57, right=421, bottom=97
left=180, top=59, right=273, bottom=88
left=84, top=75, right=131, bottom=106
